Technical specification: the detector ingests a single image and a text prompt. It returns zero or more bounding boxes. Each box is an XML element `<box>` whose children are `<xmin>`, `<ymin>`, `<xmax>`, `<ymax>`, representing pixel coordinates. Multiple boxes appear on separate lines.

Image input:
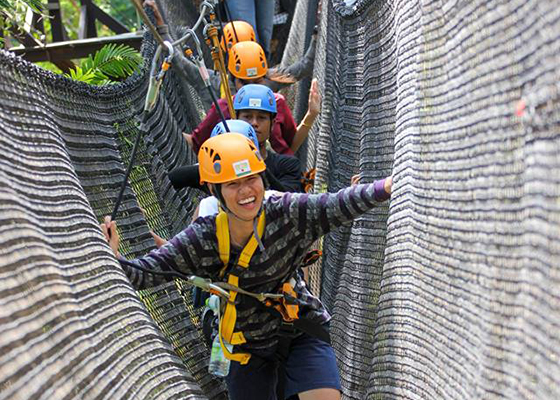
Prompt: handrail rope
<box><xmin>213</xmin><ymin>0</ymin><xmax>239</xmax><ymax>104</ymax></box>
<box><xmin>110</xmin><ymin>40</ymin><xmax>174</xmax><ymax>222</ymax></box>
<box><xmin>118</xmin><ymin>258</ymin><xmax>283</xmax><ymax>302</ymax></box>
<box><xmin>194</xmin><ymin>1</ymin><xmax>236</xmax><ymax>120</ymax></box>
<box><xmin>209</xmin><ymin>1</ymin><xmax>237</xmax><ymax>118</ymax></box>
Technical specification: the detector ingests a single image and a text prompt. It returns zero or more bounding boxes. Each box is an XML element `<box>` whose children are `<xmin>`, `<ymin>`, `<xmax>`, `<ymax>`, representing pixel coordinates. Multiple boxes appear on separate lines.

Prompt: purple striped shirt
<box><xmin>120</xmin><ymin>181</ymin><xmax>389</xmax><ymax>352</ymax></box>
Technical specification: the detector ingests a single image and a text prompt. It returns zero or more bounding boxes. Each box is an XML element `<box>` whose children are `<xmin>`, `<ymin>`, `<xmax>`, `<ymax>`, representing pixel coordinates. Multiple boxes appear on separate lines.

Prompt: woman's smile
<box><xmin>220</xmin><ymin>175</ymin><xmax>265</xmax><ymax>219</ymax></box>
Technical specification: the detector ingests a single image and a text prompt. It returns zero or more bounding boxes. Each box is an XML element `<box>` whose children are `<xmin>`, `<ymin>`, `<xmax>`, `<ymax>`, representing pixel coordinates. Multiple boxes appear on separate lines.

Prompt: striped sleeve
<box><xmin>282</xmin><ymin>180</ymin><xmax>390</xmax><ymax>243</ymax></box>
<box><xmin>118</xmin><ymin>223</ymin><xmax>204</xmax><ymax>290</ymax></box>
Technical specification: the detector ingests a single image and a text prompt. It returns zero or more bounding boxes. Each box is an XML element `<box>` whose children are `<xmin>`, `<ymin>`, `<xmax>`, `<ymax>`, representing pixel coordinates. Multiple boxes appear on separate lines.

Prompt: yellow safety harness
<box><xmin>214</xmin><ymin>210</ymin><xmax>300</xmax><ymax>365</ymax></box>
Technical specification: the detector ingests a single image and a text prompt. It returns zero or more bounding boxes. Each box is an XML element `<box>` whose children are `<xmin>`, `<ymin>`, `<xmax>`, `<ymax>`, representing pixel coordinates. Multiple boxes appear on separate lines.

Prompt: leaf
<box><xmin>66</xmin><ymin>43</ymin><xmax>142</xmax><ymax>86</ymax></box>
<box><xmin>89</xmin><ymin>42</ymin><xmax>142</xmax><ymax>80</ymax></box>
<box><xmin>2</xmin><ymin>0</ymin><xmax>44</xmax><ymax>13</ymax></box>
<box><xmin>0</xmin><ymin>0</ymin><xmax>12</xmax><ymax>11</ymax></box>
<box><xmin>23</xmin><ymin>0</ymin><xmax>43</xmax><ymax>13</ymax></box>
<box><xmin>65</xmin><ymin>65</ymin><xmax>97</xmax><ymax>84</ymax></box>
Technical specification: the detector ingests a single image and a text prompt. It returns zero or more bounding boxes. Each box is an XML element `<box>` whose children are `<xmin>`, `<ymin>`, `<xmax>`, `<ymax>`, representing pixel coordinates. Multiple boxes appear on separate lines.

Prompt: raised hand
<box><xmin>307</xmin><ymin>78</ymin><xmax>322</xmax><ymax>118</ymax></box>
<box><xmin>384</xmin><ymin>176</ymin><xmax>393</xmax><ymax>194</ymax></box>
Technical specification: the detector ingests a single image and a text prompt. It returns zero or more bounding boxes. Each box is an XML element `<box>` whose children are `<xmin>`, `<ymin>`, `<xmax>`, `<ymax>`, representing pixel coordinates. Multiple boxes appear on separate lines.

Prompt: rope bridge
<box><xmin>1</xmin><ymin>0</ymin><xmax>560</xmax><ymax>399</ymax></box>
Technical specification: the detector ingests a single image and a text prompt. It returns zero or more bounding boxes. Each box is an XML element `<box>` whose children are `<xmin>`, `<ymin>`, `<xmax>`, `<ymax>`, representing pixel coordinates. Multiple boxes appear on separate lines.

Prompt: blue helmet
<box><xmin>234</xmin><ymin>84</ymin><xmax>277</xmax><ymax>114</ymax></box>
<box><xmin>210</xmin><ymin>119</ymin><xmax>259</xmax><ymax>150</ymax></box>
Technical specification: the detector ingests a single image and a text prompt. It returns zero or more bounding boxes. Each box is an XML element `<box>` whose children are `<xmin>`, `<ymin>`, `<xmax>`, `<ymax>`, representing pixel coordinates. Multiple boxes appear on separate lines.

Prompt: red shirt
<box><xmin>190</xmin><ymin>93</ymin><xmax>297</xmax><ymax>155</ymax></box>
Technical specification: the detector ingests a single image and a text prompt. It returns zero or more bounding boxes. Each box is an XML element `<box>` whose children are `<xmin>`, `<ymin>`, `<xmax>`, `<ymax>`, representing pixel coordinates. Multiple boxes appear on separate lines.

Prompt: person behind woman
<box><xmin>223</xmin><ymin>0</ymin><xmax>275</xmax><ymax>59</ymax></box>
<box><xmin>170</xmin><ymin>116</ymin><xmax>303</xmax><ymax>199</ymax></box>
<box><xmin>101</xmin><ymin>133</ymin><xmax>392</xmax><ymax>400</ymax></box>
<box><xmin>185</xmin><ymin>41</ymin><xmax>321</xmax><ymax>157</ymax></box>
<box><xmin>143</xmin><ymin>0</ymin><xmax>318</xmax><ymax>108</ymax></box>
<box><xmin>182</xmin><ymin>40</ymin><xmax>283</xmax><ymax>151</ymax></box>
<box><xmin>234</xmin><ymin>83</ymin><xmax>311</xmax><ymax>177</ymax></box>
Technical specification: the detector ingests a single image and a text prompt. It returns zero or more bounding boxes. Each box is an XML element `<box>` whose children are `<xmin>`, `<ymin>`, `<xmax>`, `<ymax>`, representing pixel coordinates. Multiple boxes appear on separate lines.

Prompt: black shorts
<box><xmin>225</xmin><ymin>332</ymin><xmax>341</xmax><ymax>400</ymax></box>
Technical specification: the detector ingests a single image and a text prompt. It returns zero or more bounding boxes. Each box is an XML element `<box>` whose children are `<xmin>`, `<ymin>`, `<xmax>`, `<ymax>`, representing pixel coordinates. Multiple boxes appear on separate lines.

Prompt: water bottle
<box><xmin>206</xmin><ymin>295</ymin><xmax>220</xmax><ymax>313</ymax></box>
<box><xmin>208</xmin><ymin>334</ymin><xmax>233</xmax><ymax>377</ymax></box>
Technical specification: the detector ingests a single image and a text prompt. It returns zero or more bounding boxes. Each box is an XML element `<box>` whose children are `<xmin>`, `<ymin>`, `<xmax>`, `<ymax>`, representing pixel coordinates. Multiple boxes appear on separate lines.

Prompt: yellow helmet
<box><xmin>228</xmin><ymin>41</ymin><xmax>268</xmax><ymax>79</ymax></box>
<box><xmin>221</xmin><ymin>21</ymin><xmax>256</xmax><ymax>52</ymax></box>
<box><xmin>199</xmin><ymin>133</ymin><xmax>266</xmax><ymax>184</ymax></box>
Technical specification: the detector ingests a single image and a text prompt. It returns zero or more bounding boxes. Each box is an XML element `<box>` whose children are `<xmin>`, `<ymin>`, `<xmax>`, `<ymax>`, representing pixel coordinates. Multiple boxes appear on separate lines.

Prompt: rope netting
<box><xmin>1</xmin><ymin>0</ymin><xmax>560</xmax><ymax>399</ymax></box>
<box><xmin>0</xmin><ymin>23</ymin><xmax>226</xmax><ymax>400</ymax></box>
<box><xmin>303</xmin><ymin>0</ymin><xmax>560</xmax><ymax>399</ymax></box>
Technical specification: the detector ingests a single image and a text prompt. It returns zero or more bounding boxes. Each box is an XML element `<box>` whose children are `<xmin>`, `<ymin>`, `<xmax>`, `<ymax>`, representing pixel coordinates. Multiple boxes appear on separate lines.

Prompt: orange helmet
<box><xmin>221</xmin><ymin>21</ymin><xmax>256</xmax><ymax>52</ymax></box>
<box><xmin>228</xmin><ymin>41</ymin><xmax>268</xmax><ymax>79</ymax></box>
<box><xmin>199</xmin><ymin>133</ymin><xmax>265</xmax><ymax>184</ymax></box>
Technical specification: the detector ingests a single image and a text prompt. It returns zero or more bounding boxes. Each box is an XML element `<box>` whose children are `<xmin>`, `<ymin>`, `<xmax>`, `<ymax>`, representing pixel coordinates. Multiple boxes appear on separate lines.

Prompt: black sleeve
<box><xmin>265</xmin><ymin>154</ymin><xmax>304</xmax><ymax>193</ymax></box>
<box><xmin>169</xmin><ymin>166</ymin><xmax>204</xmax><ymax>191</ymax></box>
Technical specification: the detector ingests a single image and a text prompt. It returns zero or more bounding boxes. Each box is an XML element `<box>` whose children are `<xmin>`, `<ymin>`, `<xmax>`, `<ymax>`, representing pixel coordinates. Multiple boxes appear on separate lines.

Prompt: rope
<box><xmin>221</xmin><ymin>0</ymin><xmax>239</xmax><ymax>43</ymax></box>
<box><xmin>110</xmin><ymin>112</ymin><xmax>150</xmax><ymax>221</ymax></box>
<box><xmin>204</xmin><ymin>21</ymin><xmax>236</xmax><ymax>118</ymax></box>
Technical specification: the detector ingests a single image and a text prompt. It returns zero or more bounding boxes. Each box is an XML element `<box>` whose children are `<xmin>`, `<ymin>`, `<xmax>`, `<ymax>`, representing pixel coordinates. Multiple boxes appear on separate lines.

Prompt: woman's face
<box><xmin>219</xmin><ymin>174</ymin><xmax>265</xmax><ymax>220</ymax></box>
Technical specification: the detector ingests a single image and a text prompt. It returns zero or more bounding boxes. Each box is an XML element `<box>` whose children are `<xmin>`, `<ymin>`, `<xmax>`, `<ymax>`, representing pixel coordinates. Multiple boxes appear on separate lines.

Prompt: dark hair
<box><xmin>237</xmin><ymin>108</ymin><xmax>276</xmax><ymax>122</ymax></box>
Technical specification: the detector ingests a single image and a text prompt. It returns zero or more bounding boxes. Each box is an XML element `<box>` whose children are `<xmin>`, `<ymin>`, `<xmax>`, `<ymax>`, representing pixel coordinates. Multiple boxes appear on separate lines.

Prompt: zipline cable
<box><xmin>119</xmin><ymin>258</ymin><xmax>231</xmax><ymax>299</ymax></box>
<box><xmin>110</xmin><ymin>41</ymin><xmax>175</xmax><ymax>222</ymax></box>
<box><xmin>118</xmin><ymin>258</ymin><xmax>284</xmax><ymax>302</ymax></box>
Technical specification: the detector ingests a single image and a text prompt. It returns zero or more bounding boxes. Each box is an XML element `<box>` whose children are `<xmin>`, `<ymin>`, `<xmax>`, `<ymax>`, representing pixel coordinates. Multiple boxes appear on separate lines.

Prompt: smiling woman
<box><xmin>217</xmin><ymin>174</ymin><xmax>265</xmax><ymax>247</ymax></box>
<box><xmin>101</xmin><ymin>133</ymin><xmax>392</xmax><ymax>400</ymax></box>
<box><xmin>199</xmin><ymin>134</ymin><xmax>268</xmax><ymax>247</ymax></box>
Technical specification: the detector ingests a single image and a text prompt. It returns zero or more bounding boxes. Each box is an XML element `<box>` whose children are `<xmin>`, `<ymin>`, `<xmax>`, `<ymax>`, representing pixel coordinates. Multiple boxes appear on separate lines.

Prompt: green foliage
<box><xmin>2</xmin><ymin>1</ymin><xmax>141</xmax><ymax>78</ymax></box>
<box><xmin>35</xmin><ymin>61</ymin><xmax>63</xmax><ymax>74</ymax></box>
<box><xmin>0</xmin><ymin>0</ymin><xmax>45</xmax><ymax>48</ymax></box>
<box><xmin>98</xmin><ymin>0</ymin><xmax>137</xmax><ymax>30</ymax></box>
<box><xmin>2</xmin><ymin>0</ymin><xmax>138</xmax><ymax>49</ymax></box>
<box><xmin>65</xmin><ymin>42</ymin><xmax>142</xmax><ymax>85</ymax></box>
<box><xmin>0</xmin><ymin>0</ymin><xmax>43</xmax><ymax>13</ymax></box>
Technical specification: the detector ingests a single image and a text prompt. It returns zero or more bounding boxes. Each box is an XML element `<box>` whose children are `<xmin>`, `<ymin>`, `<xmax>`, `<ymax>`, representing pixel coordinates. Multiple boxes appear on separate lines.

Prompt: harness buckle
<box><xmin>278</xmin><ymin>321</ymin><xmax>296</xmax><ymax>337</ymax></box>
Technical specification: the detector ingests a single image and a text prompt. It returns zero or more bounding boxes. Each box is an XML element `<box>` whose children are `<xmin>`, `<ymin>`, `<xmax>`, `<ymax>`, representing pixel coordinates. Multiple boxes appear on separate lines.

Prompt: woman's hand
<box><xmin>150</xmin><ymin>231</ymin><xmax>168</xmax><ymax>248</ymax></box>
<box><xmin>384</xmin><ymin>176</ymin><xmax>393</xmax><ymax>194</ymax></box>
<box><xmin>307</xmin><ymin>78</ymin><xmax>321</xmax><ymax>118</ymax></box>
<box><xmin>183</xmin><ymin>132</ymin><xmax>194</xmax><ymax>149</ymax></box>
<box><xmin>352</xmin><ymin>174</ymin><xmax>392</xmax><ymax>194</ymax></box>
<box><xmin>100</xmin><ymin>216</ymin><xmax>120</xmax><ymax>258</ymax></box>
